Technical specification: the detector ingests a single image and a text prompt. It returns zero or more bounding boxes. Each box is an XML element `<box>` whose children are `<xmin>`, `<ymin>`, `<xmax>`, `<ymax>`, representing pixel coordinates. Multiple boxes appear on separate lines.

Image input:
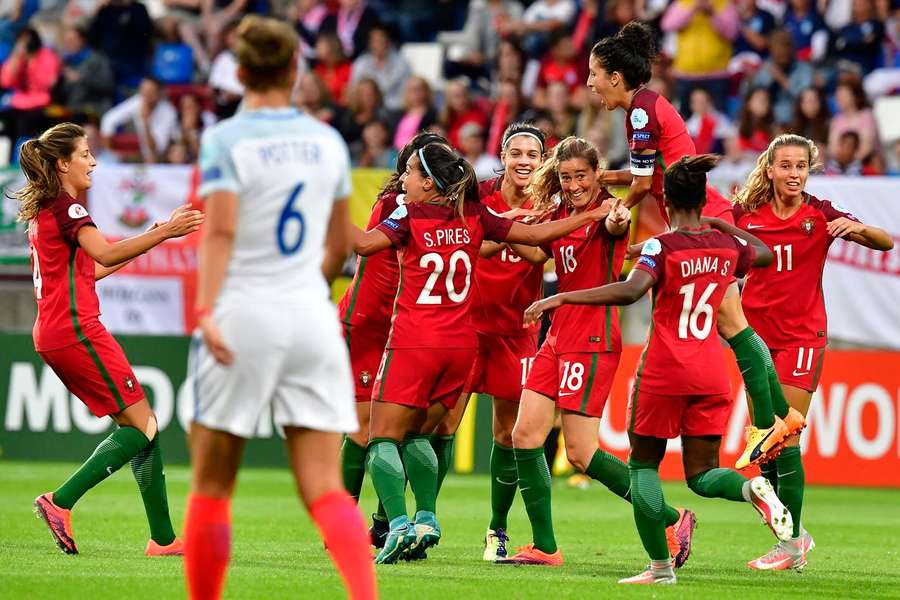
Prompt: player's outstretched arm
<box><xmin>702</xmin><ymin>216</ymin><xmax>774</xmax><ymax>267</ymax></box>
<box><xmin>352</xmin><ymin>225</ymin><xmax>393</xmax><ymax>256</ymax></box>
<box><xmin>482</xmin><ymin>240</ymin><xmax>549</xmax><ymax>264</ymax></box>
<box><xmin>322</xmin><ymin>198</ymin><xmax>352</xmax><ymax>283</ymax></box>
<box><xmin>77</xmin><ymin>204</ymin><xmax>203</xmax><ymax>267</ymax></box>
<box><xmin>504</xmin><ymin>202</ymin><xmax>611</xmax><ymax>246</ymax></box>
<box><xmin>93</xmin><ymin>220</ymin><xmax>169</xmax><ymax>280</ymax></box>
<box><xmin>523</xmin><ymin>269</ymin><xmax>654</xmax><ymax>326</ymax></box>
<box><xmin>827</xmin><ymin>218</ymin><xmax>894</xmax><ymax>251</ymax></box>
<box><xmin>598</xmin><ymin>168</ymin><xmax>635</xmax><ymax>187</ymax></box>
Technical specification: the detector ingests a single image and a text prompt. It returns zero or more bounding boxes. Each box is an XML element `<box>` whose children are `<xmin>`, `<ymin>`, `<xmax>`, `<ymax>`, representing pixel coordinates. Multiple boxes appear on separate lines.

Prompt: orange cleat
<box><xmin>495</xmin><ymin>544</ymin><xmax>563</xmax><ymax>566</ymax></box>
<box><xmin>33</xmin><ymin>493</ymin><xmax>78</xmax><ymax>555</ymax></box>
<box><xmin>146</xmin><ymin>537</ymin><xmax>185</xmax><ymax>556</ymax></box>
<box><xmin>762</xmin><ymin>407</ymin><xmax>807</xmax><ymax>462</ymax></box>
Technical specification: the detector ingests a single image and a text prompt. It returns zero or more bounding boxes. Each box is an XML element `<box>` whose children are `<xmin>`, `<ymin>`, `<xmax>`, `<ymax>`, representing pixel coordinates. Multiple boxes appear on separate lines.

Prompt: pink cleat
<box><xmin>748</xmin><ymin>538</ymin><xmax>806</xmax><ymax>571</ymax></box>
<box><xmin>33</xmin><ymin>493</ymin><xmax>78</xmax><ymax>555</ymax></box>
<box><xmin>146</xmin><ymin>537</ymin><xmax>185</xmax><ymax>556</ymax></box>
<box><xmin>619</xmin><ymin>562</ymin><xmax>676</xmax><ymax>584</ymax></box>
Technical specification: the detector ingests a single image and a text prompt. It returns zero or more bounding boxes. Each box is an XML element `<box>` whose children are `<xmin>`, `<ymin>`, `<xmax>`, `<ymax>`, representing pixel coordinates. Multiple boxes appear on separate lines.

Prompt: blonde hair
<box><xmin>527</xmin><ymin>136</ymin><xmax>601</xmax><ymax>213</ymax></box>
<box><xmin>234</xmin><ymin>15</ymin><xmax>298</xmax><ymax>91</ymax></box>
<box><xmin>733</xmin><ymin>134</ymin><xmax>821</xmax><ymax>212</ymax></box>
<box><xmin>15</xmin><ymin>122</ymin><xmax>86</xmax><ymax>222</ymax></box>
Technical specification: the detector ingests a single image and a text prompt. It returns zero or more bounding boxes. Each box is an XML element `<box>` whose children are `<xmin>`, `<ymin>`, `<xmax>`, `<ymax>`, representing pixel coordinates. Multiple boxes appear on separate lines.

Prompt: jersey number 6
<box><xmin>416</xmin><ymin>249</ymin><xmax>472</xmax><ymax>305</ymax></box>
<box><xmin>276</xmin><ymin>183</ymin><xmax>306</xmax><ymax>256</ymax></box>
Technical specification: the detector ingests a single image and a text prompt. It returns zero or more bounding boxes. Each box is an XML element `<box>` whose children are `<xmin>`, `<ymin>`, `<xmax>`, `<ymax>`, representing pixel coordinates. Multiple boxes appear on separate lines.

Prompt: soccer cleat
<box><xmin>744</xmin><ymin>476</ymin><xmax>793</xmax><ymax>542</ymax></box>
<box><xmin>798</xmin><ymin>527</ymin><xmax>815</xmax><ymax>554</ymax></box>
<box><xmin>747</xmin><ymin>538</ymin><xmax>807</xmax><ymax>571</ymax></box>
<box><xmin>618</xmin><ymin>563</ymin><xmax>677</xmax><ymax>584</ymax></box>
<box><xmin>33</xmin><ymin>493</ymin><xmax>78</xmax><ymax>555</ymax></box>
<box><xmin>404</xmin><ymin>511</ymin><xmax>441</xmax><ymax>561</ymax></box>
<box><xmin>762</xmin><ymin>407</ymin><xmax>807</xmax><ymax>461</ymax></box>
<box><xmin>369</xmin><ymin>513</ymin><xmax>389</xmax><ymax>549</ymax></box>
<box><xmin>665</xmin><ymin>508</ymin><xmax>696</xmax><ymax>568</ymax></box>
<box><xmin>495</xmin><ymin>544</ymin><xmax>563</xmax><ymax>566</ymax></box>
<box><xmin>375</xmin><ymin>517</ymin><xmax>414</xmax><ymax>564</ymax></box>
<box><xmin>735</xmin><ymin>419</ymin><xmax>785</xmax><ymax>470</ymax></box>
<box><xmin>145</xmin><ymin>537</ymin><xmax>184</xmax><ymax>556</ymax></box>
<box><xmin>483</xmin><ymin>528</ymin><xmax>509</xmax><ymax>561</ymax></box>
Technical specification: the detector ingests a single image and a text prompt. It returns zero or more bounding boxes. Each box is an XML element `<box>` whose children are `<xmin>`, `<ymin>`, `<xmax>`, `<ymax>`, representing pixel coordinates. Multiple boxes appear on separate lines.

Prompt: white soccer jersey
<box><xmin>198</xmin><ymin>107</ymin><xmax>351</xmax><ymax>304</ymax></box>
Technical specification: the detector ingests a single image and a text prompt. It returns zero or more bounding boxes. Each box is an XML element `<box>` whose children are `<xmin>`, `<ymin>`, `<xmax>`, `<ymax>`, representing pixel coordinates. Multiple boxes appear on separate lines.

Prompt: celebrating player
<box><xmin>354</xmin><ymin>143</ymin><xmax>614</xmax><ymax>564</ymax></box>
<box><xmin>495</xmin><ymin>137</ymin><xmax>692</xmax><ymax>568</ymax></box>
<box><xmin>733</xmin><ymin>134</ymin><xmax>893</xmax><ymax>570</ymax></box>
<box><xmin>525</xmin><ymin>155</ymin><xmax>794</xmax><ymax>585</ymax></box>
<box><xmin>184</xmin><ymin>16</ymin><xmax>375</xmax><ymax>600</ymax></box>
<box><xmin>587</xmin><ymin>21</ymin><xmax>801</xmax><ymax>467</ymax></box>
<box><xmin>20</xmin><ymin>122</ymin><xmax>201</xmax><ymax>556</ymax></box>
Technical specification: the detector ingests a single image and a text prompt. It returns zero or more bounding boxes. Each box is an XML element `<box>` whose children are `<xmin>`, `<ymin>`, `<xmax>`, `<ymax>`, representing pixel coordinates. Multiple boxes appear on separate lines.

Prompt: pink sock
<box><xmin>310</xmin><ymin>490</ymin><xmax>378</xmax><ymax>600</ymax></box>
<box><xmin>184</xmin><ymin>493</ymin><xmax>231</xmax><ymax>600</ymax></box>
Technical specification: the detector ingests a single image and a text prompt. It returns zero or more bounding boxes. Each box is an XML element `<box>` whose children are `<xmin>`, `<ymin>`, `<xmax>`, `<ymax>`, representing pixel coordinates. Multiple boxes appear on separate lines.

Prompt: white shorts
<box><xmin>189</xmin><ymin>299</ymin><xmax>357</xmax><ymax>438</ymax></box>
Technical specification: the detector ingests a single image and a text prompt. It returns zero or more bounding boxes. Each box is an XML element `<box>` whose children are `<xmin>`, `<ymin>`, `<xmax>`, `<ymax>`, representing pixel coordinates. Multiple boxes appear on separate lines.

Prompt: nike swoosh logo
<box><xmin>495</xmin><ymin>477</ymin><xmax>518</xmax><ymax>486</ymax></box>
<box><xmin>750</xmin><ymin>429</ymin><xmax>775</xmax><ymax>459</ymax></box>
<box><xmin>792</xmin><ymin>370</ymin><xmax>809</xmax><ymax>377</ymax></box>
<box><xmin>106</xmin><ymin>466</ymin><xmax>115</xmax><ymax>475</ymax></box>
<box><xmin>747</xmin><ymin>224</ymin><xmax>765</xmax><ymax>229</ymax></box>
<box><xmin>778</xmin><ymin>470</ymin><xmax>797</xmax><ymax>478</ymax></box>
<box><xmin>559</xmin><ymin>392</ymin><xmax>577</xmax><ymax>397</ymax></box>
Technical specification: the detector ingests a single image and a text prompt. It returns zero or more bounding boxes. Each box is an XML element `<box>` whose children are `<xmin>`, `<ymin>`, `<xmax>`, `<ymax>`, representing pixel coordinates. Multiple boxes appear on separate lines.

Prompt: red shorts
<box><xmin>771</xmin><ymin>346</ymin><xmax>825</xmax><ymax>392</ymax></box>
<box><xmin>467</xmin><ymin>331</ymin><xmax>537</xmax><ymax>402</ymax></box>
<box><xmin>524</xmin><ymin>340</ymin><xmax>620</xmax><ymax>417</ymax></box>
<box><xmin>38</xmin><ymin>329</ymin><xmax>143</xmax><ymax>417</ymax></box>
<box><xmin>372</xmin><ymin>346</ymin><xmax>476</xmax><ymax>410</ymax></box>
<box><xmin>628</xmin><ymin>389</ymin><xmax>731</xmax><ymax>439</ymax></box>
<box><xmin>343</xmin><ymin>322</ymin><xmax>390</xmax><ymax>402</ymax></box>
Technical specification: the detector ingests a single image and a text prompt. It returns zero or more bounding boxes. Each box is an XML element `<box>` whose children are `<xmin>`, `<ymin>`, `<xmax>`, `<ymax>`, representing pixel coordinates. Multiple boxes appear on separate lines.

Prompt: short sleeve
<box><xmin>479</xmin><ymin>204</ymin><xmax>515</xmax><ymax>242</ymax></box>
<box><xmin>732</xmin><ymin>235</ymin><xmax>757</xmax><ymax>278</ymax></box>
<box><xmin>50</xmin><ymin>194</ymin><xmax>95</xmax><ymax>245</ymax></box>
<box><xmin>628</xmin><ymin>94</ymin><xmax>661</xmax><ymax>177</ymax></box>
<box><xmin>817</xmin><ymin>198</ymin><xmax>860</xmax><ymax>223</ymax></box>
<box><xmin>197</xmin><ymin>127</ymin><xmax>239</xmax><ymax>197</ymax></box>
<box><xmin>633</xmin><ymin>237</ymin><xmax>664</xmax><ymax>282</ymax></box>
<box><xmin>375</xmin><ymin>202</ymin><xmax>411</xmax><ymax>247</ymax></box>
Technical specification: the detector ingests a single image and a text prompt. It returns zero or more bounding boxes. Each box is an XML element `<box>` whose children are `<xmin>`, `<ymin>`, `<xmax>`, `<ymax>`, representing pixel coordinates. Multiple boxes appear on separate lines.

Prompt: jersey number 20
<box><xmin>677</xmin><ymin>282</ymin><xmax>717</xmax><ymax>340</ymax></box>
<box><xmin>417</xmin><ymin>250</ymin><xmax>472</xmax><ymax>304</ymax></box>
<box><xmin>276</xmin><ymin>183</ymin><xmax>305</xmax><ymax>255</ymax></box>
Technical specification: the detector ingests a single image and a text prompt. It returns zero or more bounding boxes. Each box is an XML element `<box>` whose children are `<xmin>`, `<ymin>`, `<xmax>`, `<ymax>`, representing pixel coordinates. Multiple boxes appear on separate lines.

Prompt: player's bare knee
<box><xmin>511</xmin><ymin>424</ymin><xmax>540</xmax><ymax>449</ymax></box>
<box><xmin>564</xmin><ymin>443</ymin><xmax>591</xmax><ymax>473</ymax></box>
<box><xmin>494</xmin><ymin>430</ymin><xmax>514</xmax><ymax>447</ymax></box>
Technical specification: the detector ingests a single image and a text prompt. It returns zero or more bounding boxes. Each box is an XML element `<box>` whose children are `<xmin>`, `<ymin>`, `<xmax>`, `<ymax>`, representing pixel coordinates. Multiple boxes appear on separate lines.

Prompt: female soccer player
<box><xmin>354</xmin><ymin>143</ymin><xmax>613</xmax><ymax>564</ymax></box>
<box><xmin>21</xmin><ymin>122</ymin><xmax>202</xmax><ymax>556</ymax></box>
<box><xmin>185</xmin><ymin>16</ymin><xmax>375</xmax><ymax>600</ymax></box>
<box><xmin>524</xmin><ymin>155</ymin><xmax>794</xmax><ymax>585</ymax></box>
<box><xmin>734</xmin><ymin>134</ymin><xmax>893</xmax><ymax>571</ymax></box>
<box><xmin>495</xmin><ymin>137</ymin><xmax>691</xmax><ymax>568</ymax></box>
<box><xmin>587</xmin><ymin>21</ymin><xmax>802</xmax><ymax>467</ymax></box>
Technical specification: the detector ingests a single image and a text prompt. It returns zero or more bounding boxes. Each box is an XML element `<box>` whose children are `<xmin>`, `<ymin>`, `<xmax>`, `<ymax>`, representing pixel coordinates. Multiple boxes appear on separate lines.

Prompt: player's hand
<box><xmin>827</xmin><ymin>217</ymin><xmax>864</xmax><ymax>239</ymax></box>
<box><xmin>586</xmin><ymin>198</ymin><xmax>614</xmax><ymax>222</ymax></box>
<box><xmin>523</xmin><ymin>295</ymin><xmax>562</xmax><ymax>326</ymax></box>
<box><xmin>199</xmin><ymin>314</ymin><xmax>234</xmax><ymax>365</ymax></box>
<box><xmin>608</xmin><ymin>198</ymin><xmax>630</xmax><ymax>228</ymax></box>
<box><xmin>162</xmin><ymin>204</ymin><xmax>204</xmax><ymax>238</ymax></box>
<box><xmin>626</xmin><ymin>242</ymin><xmax>645</xmax><ymax>259</ymax></box>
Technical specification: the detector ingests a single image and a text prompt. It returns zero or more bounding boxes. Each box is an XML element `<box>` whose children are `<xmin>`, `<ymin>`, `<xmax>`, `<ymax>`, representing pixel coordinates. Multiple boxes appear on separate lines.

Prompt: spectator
<box><xmin>352</xmin><ymin>118</ymin><xmax>397</xmax><ymax>168</ymax></box>
<box><xmin>533</xmin><ymin>31</ymin><xmax>584</xmax><ymax>109</ymax></box>
<box><xmin>0</xmin><ymin>27</ymin><xmax>60</xmax><ymax>149</ymax></box>
<box><xmin>177</xmin><ymin>92</ymin><xmax>215</xmax><ymax>161</ymax></box>
<box><xmin>0</xmin><ymin>0</ymin><xmax>39</xmax><ymax>63</ymax></box>
<box><xmin>349</xmin><ymin>22</ymin><xmax>411</xmax><ymax>111</ymax></box>
<box><xmin>201</xmin><ymin>0</ymin><xmax>263</xmax><ymax>62</ymax></box>
<box><xmin>338</xmin><ymin>76</ymin><xmax>391</xmax><ymax>146</ymax></box>
<box><xmin>750</xmin><ymin>29</ymin><xmax>815</xmax><ymax>125</ymax></box>
<box><xmin>886</xmin><ymin>139</ymin><xmax>900</xmax><ymax>175</ymax></box>
<box><xmin>161</xmin><ymin>0</ymin><xmax>210</xmax><ymax>73</ymax></box>
<box><xmin>392</xmin><ymin>75</ymin><xmax>437</xmax><ymax>150</ymax></box>
<box><xmin>685</xmin><ymin>87</ymin><xmax>735</xmax><ymax>154</ymax></box>
<box><xmin>731</xmin><ymin>86</ymin><xmax>775</xmax><ymax>158</ymax></box>
<box><xmin>319</xmin><ymin>0</ymin><xmax>379</xmax><ymax>59</ymax></box>
<box><xmin>314</xmin><ymin>32</ymin><xmax>352</xmax><ymax>105</ymax></box>
<box><xmin>590</xmin><ymin>0</ymin><xmax>638</xmax><ymax>42</ymax></box>
<box><xmin>861</xmin><ymin>149</ymin><xmax>886</xmax><ymax>175</ymax></box>
<box><xmin>661</xmin><ymin>0</ymin><xmax>741</xmax><ymax>116</ymax></box>
<box><xmin>831</xmin><ymin>0</ymin><xmax>885</xmax><ymax>74</ymax></box>
<box><xmin>88</xmin><ymin>0</ymin><xmax>154</xmax><ymax>90</ymax></box>
<box><xmin>208</xmin><ymin>18</ymin><xmax>244</xmax><ymax>119</ymax></box>
<box><xmin>53</xmin><ymin>23</ymin><xmax>116</xmax><ymax>119</ymax></box>
<box><xmin>296</xmin><ymin>71</ymin><xmax>342</xmax><ymax>125</ymax></box>
<box><xmin>446</xmin><ymin>0</ymin><xmax>524</xmax><ymax>82</ymax></box>
<box><xmin>493</xmin><ymin>38</ymin><xmax>528</xmax><ymax>95</ymax></box>
<box><xmin>828</xmin><ymin>79</ymin><xmax>879</xmax><ymax>161</ymax></box>
<box><xmin>165</xmin><ymin>136</ymin><xmax>191</xmax><ymax>164</ymax></box>
<box><xmin>575</xmin><ymin>92</ymin><xmax>628</xmax><ymax>168</ymax></box>
<box><xmin>544</xmin><ymin>81</ymin><xmax>577</xmax><ymax>138</ymax></box>
<box><xmin>504</xmin><ymin>0</ymin><xmax>576</xmax><ymax>58</ymax></box>
<box><xmin>439</xmin><ymin>77</ymin><xmax>489</xmax><ymax>150</ymax></box>
<box><xmin>733</xmin><ymin>0</ymin><xmax>777</xmax><ymax>60</ymax></box>
<box><xmin>459</xmin><ymin>122</ymin><xmax>502</xmax><ymax>181</ymax></box>
<box><xmin>100</xmin><ymin>76</ymin><xmax>179</xmax><ymax>163</ymax></box>
<box><xmin>292</xmin><ymin>0</ymin><xmax>331</xmax><ymax>59</ymax></box>
<box><xmin>789</xmin><ymin>86</ymin><xmax>831</xmax><ymax>147</ymax></box>
<box><xmin>486</xmin><ymin>78</ymin><xmax>528</xmax><ymax>155</ymax></box>
<box><xmin>825</xmin><ymin>130</ymin><xmax>864</xmax><ymax>174</ymax></box>
<box><xmin>782</xmin><ymin>0</ymin><xmax>829</xmax><ymax>62</ymax></box>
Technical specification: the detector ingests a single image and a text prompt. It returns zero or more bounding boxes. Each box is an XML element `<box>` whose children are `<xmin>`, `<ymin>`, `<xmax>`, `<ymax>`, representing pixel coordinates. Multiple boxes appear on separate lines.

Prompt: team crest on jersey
<box><xmin>68</xmin><ymin>203</ymin><xmax>89</xmax><ymax>219</ymax></box>
<box><xmin>642</xmin><ymin>238</ymin><xmax>662</xmax><ymax>256</ymax></box>
<box><xmin>801</xmin><ymin>217</ymin><xmax>815</xmax><ymax>235</ymax></box>
<box><xmin>359</xmin><ymin>371</ymin><xmax>372</xmax><ymax>388</ymax></box>
<box><xmin>124</xmin><ymin>376</ymin><xmax>136</xmax><ymax>393</ymax></box>
<box><xmin>630</xmin><ymin>108</ymin><xmax>649</xmax><ymax>130</ymax></box>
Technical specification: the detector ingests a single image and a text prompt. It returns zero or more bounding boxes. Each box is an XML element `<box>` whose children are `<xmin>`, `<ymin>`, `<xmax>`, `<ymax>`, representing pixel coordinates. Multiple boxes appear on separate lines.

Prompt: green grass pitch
<box><xmin>1</xmin><ymin>461</ymin><xmax>899</xmax><ymax>599</ymax></box>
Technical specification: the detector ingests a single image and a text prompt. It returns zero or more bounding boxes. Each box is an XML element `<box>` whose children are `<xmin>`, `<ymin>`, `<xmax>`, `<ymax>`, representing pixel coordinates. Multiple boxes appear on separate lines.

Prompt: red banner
<box><xmin>598</xmin><ymin>347</ymin><xmax>900</xmax><ymax>488</ymax></box>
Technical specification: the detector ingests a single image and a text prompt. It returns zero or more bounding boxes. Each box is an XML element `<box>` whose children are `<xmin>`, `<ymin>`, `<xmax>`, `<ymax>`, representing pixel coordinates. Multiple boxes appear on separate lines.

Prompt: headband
<box><xmin>418</xmin><ymin>147</ymin><xmax>445</xmax><ymax>190</ymax></box>
<box><xmin>503</xmin><ymin>132</ymin><xmax>544</xmax><ymax>152</ymax></box>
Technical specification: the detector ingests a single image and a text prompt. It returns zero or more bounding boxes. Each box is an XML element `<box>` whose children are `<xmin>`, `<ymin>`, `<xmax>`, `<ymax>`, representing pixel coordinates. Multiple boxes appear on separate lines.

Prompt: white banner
<box><xmin>97</xmin><ymin>275</ymin><xmax>186</xmax><ymax>334</ymax></box>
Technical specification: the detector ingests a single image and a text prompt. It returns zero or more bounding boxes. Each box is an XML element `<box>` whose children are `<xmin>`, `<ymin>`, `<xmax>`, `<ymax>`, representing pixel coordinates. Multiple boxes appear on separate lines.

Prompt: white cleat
<box><xmin>618</xmin><ymin>564</ymin><xmax>677</xmax><ymax>585</ymax></box>
<box><xmin>483</xmin><ymin>528</ymin><xmax>509</xmax><ymax>561</ymax></box>
<box><xmin>744</xmin><ymin>476</ymin><xmax>793</xmax><ymax>542</ymax></box>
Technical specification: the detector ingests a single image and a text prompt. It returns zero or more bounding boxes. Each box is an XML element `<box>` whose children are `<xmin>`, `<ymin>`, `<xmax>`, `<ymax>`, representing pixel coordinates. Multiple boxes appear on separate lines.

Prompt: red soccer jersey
<box><xmin>376</xmin><ymin>199</ymin><xmax>514</xmax><ymax>349</ymax></box>
<box><xmin>734</xmin><ymin>193</ymin><xmax>859</xmax><ymax>349</ymax></box>
<box><xmin>469</xmin><ymin>178</ymin><xmax>544</xmax><ymax>337</ymax></box>
<box><xmin>543</xmin><ymin>195</ymin><xmax>627</xmax><ymax>353</ymax></box>
<box><xmin>338</xmin><ymin>192</ymin><xmax>401</xmax><ymax>330</ymax></box>
<box><xmin>626</xmin><ymin>87</ymin><xmax>732</xmax><ymax>221</ymax></box>
<box><xmin>633</xmin><ymin>228</ymin><xmax>756</xmax><ymax>395</ymax></box>
<box><xmin>28</xmin><ymin>192</ymin><xmax>104</xmax><ymax>351</ymax></box>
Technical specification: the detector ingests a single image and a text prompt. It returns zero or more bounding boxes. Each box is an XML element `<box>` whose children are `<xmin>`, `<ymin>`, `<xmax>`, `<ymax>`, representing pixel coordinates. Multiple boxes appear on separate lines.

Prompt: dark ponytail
<box><xmin>381</xmin><ymin>131</ymin><xmax>449</xmax><ymax>195</ymax></box>
<box><xmin>415</xmin><ymin>143</ymin><xmax>478</xmax><ymax>220</ymax></box>
<box><xmin>663</xmin><ymin>154</ymin><xmax>720</xmax><ymax>210</ymax></box>
<box><xmin>589</xmin><ymin>21</ymin><xmax>656</xmax><ymax>89</ymax></box>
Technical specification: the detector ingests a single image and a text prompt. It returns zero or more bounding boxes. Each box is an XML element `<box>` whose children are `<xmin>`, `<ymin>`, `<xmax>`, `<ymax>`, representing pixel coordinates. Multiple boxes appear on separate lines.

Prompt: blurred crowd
<box><xmin>1</xmin><ymin>0</ymin><xmax>899</xmax><ymax>175</ymax></box>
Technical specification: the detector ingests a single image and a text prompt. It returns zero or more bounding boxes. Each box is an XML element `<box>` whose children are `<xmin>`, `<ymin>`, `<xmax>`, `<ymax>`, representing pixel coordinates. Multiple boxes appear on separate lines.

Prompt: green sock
<box><xmin>365</xmin><ymin>438</ymin><xmax>407</xmax><ymax>521</ymax></box>
<box><xmin>687</xmin><ymin>468</ymin><xmax>747</xmax><ymax>502</ymax></box>
<box><xmin>130</xmin><ymin>435</ymin><xmax>176</xmax><ymax>545</ymax></box>
<box><xmin>728</xmin><ymin>327</ymin><xmax>775</xmax><ymax>428</ymax></box>
<box><xmin>766</xmin><ymin>360</ymin><xmax>790</xmax><ymax>419</ymax></box>
<box><xmin>53</xmin><ymin>426</ymin><xmax>150</xmax><ymax>510</ymax></box>
<box><xmin>489</xmin><ymin>441</ymin><xmax>518</xmax><ymax>531</ymax></box>
<box><xmin>430</xmin><ymin>434</ymin><xmax>455</xmax><ymax>497</ymax></box>
<box><xmin>759</xmin><ymin>461</ymin><xmax>779</xmax><ymax>495</ymax></box>
<box><xmin>341</xmin><ymin>437</ymin><xmax>367</xmax><ymax>501</ymax></box>
<box><xmin>402</xmin><ymin>435</ymin><xmax>438</xmax><ymax>513</ymax></box>
<box><xmin>585</xmin><ymin>450</ymin><xmax>681</xmax><ymax>526</ymax></box>
<box><xmin>775</xmin><ymin>447</ymin><xmax>804</xmax><ymax>538</ymax></box>
<box><xmin>374</xmin><ymin>500</ymin><xmax>387</xmax><ymax>522</ymax></box>
<box><xmin>515</xmin><ymin>446</ymin><xmax>557</xmax><ymax>554</ymax></box>
<box><xmin>628</xmin><ymin>459</ymin><xmax>670</xmax><ymax>561</ymax></box>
